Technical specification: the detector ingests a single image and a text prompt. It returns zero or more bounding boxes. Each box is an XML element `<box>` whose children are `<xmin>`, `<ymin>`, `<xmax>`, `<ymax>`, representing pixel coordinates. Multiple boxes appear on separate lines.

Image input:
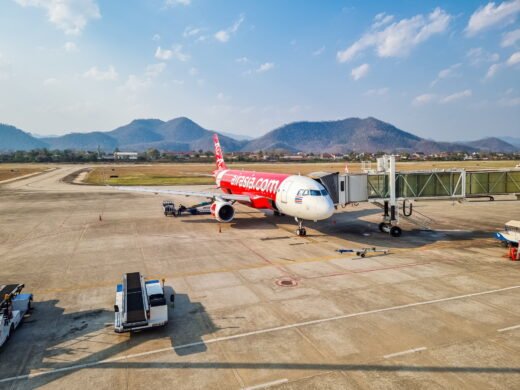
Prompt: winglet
<box><xmin>213</xmin><ymin>134</ymin><xmax>228</xmax><ymax>171</ymax></box>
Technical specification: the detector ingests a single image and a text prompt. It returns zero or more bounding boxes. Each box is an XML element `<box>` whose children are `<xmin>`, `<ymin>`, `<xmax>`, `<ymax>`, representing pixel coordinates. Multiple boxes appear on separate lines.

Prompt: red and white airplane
<box><xmin>116</xmin><ymin>134</ymin><xmax>335</xmax><ymax>236</ymax></box>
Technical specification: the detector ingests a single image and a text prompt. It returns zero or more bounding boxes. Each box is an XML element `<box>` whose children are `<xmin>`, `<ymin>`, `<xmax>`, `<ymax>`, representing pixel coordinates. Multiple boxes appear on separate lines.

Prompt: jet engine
<box><xmin>210</xmin><ymin>201</ymin><xmax>235</xmax><ymax>223</ymax></box>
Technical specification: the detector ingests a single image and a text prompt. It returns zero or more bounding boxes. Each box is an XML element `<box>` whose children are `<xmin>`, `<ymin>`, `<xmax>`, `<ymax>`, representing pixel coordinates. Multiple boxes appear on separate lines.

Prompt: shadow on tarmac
<box><xmin>0</xmin><ymin>290</ymin><xmax>218</xmax><ymax>389</ymax></box>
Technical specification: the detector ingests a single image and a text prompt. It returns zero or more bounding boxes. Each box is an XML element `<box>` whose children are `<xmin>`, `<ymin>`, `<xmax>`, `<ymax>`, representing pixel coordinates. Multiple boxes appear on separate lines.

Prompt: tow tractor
<box><xmin>0</xmin><ymin>284</ymin><xmax>33</xmax><ymax>348</ymax></box>
<box><xmin>336</xmin><ymin>247</ymin><xmax>389</xmax><ymax>258</ymax></box>
<box><xmin>114</xmin><ymin>272</ymin><xmax>173</xmax><ymax>333</ymax></box>
<box><xmin>163</xmin><ymin>200</ymin><xmax>176</xmax><ymax>216</ymax></box>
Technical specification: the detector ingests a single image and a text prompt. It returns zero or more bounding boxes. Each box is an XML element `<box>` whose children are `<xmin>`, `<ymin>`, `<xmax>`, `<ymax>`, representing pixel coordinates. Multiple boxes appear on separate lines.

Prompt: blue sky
<box><xmin>0</xmin><ymin>0</ymin><xmax>519</xmax><ymax>141</ymax></box>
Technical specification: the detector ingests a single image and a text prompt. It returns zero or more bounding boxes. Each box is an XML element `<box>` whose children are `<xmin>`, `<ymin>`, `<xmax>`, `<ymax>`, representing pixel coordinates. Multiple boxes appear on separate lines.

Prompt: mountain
<box><xmin>500</xmin><ymin>136</ymin><xmax>520</xmax><ymax>148</ymax></box>
<box><xmin>1</xmin><ymin>116</ymin><xmax>518</xmax><ymax>154</ymax></box>
<box><xmin>0</xmin><ymin>123</ymin><xmax>48</xmax><ymax>151</ymax></box>
<box><xmin>41</xmin><ymin>132</ymin><xmax>118</xmax><ymax>151</ymax></box>
<box><xmin>243</xmin><ymin>117</ymin><xmax>425</xmax><ymax>153</ymax></box>
<box><xmin>219</xmin><ymin>131</ymin><xmax>253</xmax><ymax>141</ymax></box>
<box><xmin>463</xmin><ymin>137</ymin><xmax>518</xmax><ymax>153</ymax></box>
<box><xmin>42</xmin><ymin>117</ymin><xmax>246</xmax><ymax>152</ymax></box>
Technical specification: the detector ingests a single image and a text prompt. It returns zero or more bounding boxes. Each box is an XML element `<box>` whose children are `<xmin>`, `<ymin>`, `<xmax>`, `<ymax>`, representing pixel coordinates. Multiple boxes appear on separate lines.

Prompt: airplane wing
<box><xmin>113</xmin><ymin>186</ymin><xmax>252</xmax><ymax>203</ymax></box>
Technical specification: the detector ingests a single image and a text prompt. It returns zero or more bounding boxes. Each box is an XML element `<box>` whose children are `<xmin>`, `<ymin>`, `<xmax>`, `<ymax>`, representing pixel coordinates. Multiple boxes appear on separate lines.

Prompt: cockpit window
<box><xmin>298</xmin><ymin>189</ymin><xmax>328</xmax><ymax>196</ymax></box>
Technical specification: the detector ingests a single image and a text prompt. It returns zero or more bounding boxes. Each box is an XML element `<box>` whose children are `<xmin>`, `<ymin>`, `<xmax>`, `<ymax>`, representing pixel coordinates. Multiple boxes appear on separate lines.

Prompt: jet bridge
<box><xmin>310</xmin><ymin>156</ymin><xmax>520</xmax><ymax>237</ymax></box>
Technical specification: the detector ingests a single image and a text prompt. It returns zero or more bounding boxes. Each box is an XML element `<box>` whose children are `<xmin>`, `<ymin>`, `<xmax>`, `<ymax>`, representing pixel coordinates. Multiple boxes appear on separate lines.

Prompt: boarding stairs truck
<box><xmin>0</xmin><ymin>284</ymin><xmax>33</xmax><ymax>348</ymax></box>
<box><xmin>114</xmin><ymin>272</ymin><xmax>173</xmax><ymax>333</ymax></box>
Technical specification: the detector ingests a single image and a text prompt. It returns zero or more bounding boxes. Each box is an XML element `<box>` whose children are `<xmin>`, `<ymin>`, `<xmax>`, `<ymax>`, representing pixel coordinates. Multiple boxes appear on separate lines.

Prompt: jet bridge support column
<box><xmin>378</xmin><ymin>155</ymin><xmax>402</xmax><ymax>237</ymax></box>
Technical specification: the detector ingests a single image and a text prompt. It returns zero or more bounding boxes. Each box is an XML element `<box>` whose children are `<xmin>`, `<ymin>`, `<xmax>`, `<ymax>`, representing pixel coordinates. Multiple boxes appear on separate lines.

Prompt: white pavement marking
<box><xmin>244</xmin><ymin>378</ymin><xmax>289</xmax><ymax>390</ymax></box>
<box><xmin>1</xmin><ymin>285</ymin><xmax>519</xmax><ymax>384</ymax></box>
<box><xmin>384</xmin><ymin>347</ymin><xmax>427</xmax><ymax>359</ymax></box>
<box><xmin>497</xmin><ymin>324</ymin><xmax>520</xmax><ymax>333</ymax></box>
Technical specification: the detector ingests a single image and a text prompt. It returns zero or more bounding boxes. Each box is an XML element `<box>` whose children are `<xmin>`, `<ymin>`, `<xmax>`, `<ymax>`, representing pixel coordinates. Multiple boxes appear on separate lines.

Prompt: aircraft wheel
<box><xmin>390</xmin><ymin>226</ymin><xmax>402</xmax><ymax>237</ymax></box>
<box><xmin>378</xmin><ymin>222</ymin><xmax>386</xmax><ymax>232</ymax></box>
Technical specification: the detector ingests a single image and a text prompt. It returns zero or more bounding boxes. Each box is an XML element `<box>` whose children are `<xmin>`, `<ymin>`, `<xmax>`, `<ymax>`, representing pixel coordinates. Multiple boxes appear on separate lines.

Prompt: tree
<box><xmin>146</xmin><ymin>148</ymin><xmax>160</xmax><ymax>160</ymax></box>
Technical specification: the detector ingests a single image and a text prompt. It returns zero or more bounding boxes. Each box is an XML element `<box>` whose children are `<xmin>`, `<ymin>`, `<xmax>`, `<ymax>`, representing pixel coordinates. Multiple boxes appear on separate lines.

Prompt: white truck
<box><xmin>114</xmin><ymin>272</ymin><xmax>173</xmax><ymax>333</ymax></box>
<box><xmin>0</xmin><ymin>284</ymin><xmax>33</xmax><ymax>348</ymax></box>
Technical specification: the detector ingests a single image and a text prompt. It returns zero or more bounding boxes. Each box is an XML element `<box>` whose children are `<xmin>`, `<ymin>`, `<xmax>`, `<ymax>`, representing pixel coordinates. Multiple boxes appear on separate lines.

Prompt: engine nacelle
<box><xmin>210</xmin><ymin>201</ymin><xmax>235</xmax><ymax>223</ymax></box>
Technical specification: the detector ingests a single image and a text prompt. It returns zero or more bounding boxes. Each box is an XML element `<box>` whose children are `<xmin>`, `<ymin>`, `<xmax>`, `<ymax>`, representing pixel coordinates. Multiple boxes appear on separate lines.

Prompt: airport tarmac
<box><xmin>1</xmin><ymin>166</ymin><xmax>519</xmax><ymax>389</ymax></box>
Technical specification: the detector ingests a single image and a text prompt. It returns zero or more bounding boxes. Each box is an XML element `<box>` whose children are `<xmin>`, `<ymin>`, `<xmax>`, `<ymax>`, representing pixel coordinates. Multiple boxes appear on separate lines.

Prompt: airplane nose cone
<box><xmin>313</xmin><ymin>197</ymin><xmax>335</xmax><ymax>220</ymax></box>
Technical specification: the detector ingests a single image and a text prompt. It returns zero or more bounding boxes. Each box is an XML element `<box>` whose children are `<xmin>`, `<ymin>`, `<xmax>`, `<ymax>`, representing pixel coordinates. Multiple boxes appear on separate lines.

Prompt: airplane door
<box><xmin>339</xmin><ymin>176</ymin><xmax>347</xmax><ymax>205</ymax></box>
<box><xmin>281</xmin><ymin>180</ymin><xmax>293</xmax><ymax>203</ymax></box>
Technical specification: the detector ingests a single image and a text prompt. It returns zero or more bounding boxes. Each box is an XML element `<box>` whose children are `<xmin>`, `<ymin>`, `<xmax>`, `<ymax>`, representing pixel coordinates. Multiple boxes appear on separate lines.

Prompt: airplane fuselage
<box><xmin>215</xmin><ymin>169</ymin><xmax>335</xmax><ymax>221</ymax></box>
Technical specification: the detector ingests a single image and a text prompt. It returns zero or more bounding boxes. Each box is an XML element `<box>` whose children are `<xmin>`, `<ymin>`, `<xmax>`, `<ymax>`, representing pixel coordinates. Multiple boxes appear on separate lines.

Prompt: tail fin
<box><xmin>213</xmin><ymin>134</ymin><xmax>228</xmax><ymax>171</ymax></box>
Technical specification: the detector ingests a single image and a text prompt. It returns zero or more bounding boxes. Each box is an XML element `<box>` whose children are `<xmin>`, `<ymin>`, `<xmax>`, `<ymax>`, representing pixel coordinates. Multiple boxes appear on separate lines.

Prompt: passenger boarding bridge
<box><xmin>311</xmin><ymin>156</ymin><xmax>520</xmax><ymax>237</ymax></box>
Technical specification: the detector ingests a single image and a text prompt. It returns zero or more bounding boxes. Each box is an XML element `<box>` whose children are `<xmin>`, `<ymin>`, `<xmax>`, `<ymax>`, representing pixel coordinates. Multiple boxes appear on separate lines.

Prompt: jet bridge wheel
<box><xmin>390</xmin><ymin>226</ymin><xmax>402</xmax><ymax>237</ymax></box>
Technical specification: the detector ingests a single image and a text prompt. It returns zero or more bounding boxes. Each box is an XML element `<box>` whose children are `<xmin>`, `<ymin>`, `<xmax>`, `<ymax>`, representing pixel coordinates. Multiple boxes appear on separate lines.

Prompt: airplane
<box><xmin>115</xmin><ymin>134</ymin><xmax>335</xmax><ymax>236</ymax></box>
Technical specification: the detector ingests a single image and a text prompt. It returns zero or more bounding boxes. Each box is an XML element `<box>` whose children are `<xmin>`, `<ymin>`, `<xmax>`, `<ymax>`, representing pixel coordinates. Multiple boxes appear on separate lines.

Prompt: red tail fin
<box><xmin>213</xmin><ymin>134</ymin><xmax>228</xmax><ymax>171</ymax></box>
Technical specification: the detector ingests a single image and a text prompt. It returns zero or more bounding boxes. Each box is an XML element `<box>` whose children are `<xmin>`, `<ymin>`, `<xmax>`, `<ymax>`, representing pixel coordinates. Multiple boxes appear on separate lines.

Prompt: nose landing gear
<box><xmin>295</xmin><ymin>218</ymin><xmax>307</xmax><ymax>236</ymax></box>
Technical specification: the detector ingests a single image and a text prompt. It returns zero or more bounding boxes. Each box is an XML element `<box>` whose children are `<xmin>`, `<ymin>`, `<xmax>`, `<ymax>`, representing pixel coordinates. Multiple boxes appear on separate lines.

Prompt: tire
<box><xmin>378</xmin><ymin>222</ymin><xmax>386</xmax><ymax>232</ymax></box>
<box><xmin>390</xmin><ymin>226</ymin><xmax>402</xmax><ymax>237</ymax></box>
<box><xmin>360</xmin><ymin>253</ymin><xmax>366</xmax><ymax>258</ymax></box>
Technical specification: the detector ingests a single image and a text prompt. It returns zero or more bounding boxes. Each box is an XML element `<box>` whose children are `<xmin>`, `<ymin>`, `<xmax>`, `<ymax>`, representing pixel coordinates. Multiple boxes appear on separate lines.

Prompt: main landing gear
<box><xmin>295</xmin><ymin>218</ymin><xmax>307</xmax><ymax>236</ymax></box>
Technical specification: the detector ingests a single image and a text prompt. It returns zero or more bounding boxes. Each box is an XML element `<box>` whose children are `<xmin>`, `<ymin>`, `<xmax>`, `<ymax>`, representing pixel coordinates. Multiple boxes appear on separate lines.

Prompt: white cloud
<box><xmin>64</xmin><ymin>41</ymin><xmax>78</xmax><ymax>52</ymax></box>
<box><xmin>152</xmin><ymin>34</ymin><xmax>160</xmax><ymax>41</ymax></box>
<box><xmin>235</xmin><ymin>57</ymin><xmax>249</xmax><ymax>63</ymax></box>
<box><xmin>155</xmin><ymin>46</ymin><xmax>173</xmax><ymax>60</ymax></box>
<box><xmin>145</xmin><ymin>63</ymin><xmax>166</xmax><ymax>78</ymax></box>
<box><xmin>440</xmin><ymin>89</ymin><xmax>472</xmax><ymax>104</ymax></box>
<box><xmin>364</xmin><ymin>87</ymin><xmax>389</xmax><ymax>96</ymax></box>
<box><xmin>215</xmin><ymin>30</ymin><xmax>230</xmax><ymax>43</ymax></box>
<box><xmin>183</xmin><ymin>26</ymin><xmax>202</xmax><ymax>38</ymax></box>
<box><xmin>122</xmin><ymin>74</ymin><xmax>149</xmax><ymax>92</ymax></box>
<box><xmin>466</xmin><ymin>47</ymin><xmax>500</xmax><ymax>65</ymax></box>
<box><xmin>372</xmin><ymin>13</ymin><xmax>395</xmax><ymax>29</ymax></box>
<box><xmin>430</xmin><ymin>63</ymin><xmax>461</xmax><ymax>86</ymax></box>
<box><xmin>466</xmin><ymin>0</ymin><xmax>520</xmax><ymax>36</ymax></box>
<box><xmin>188</xmin><ymin>67</ymin><xmax>198</xmax><ymax>76</ymax></box>
<box><xmin>217</xmin><ymin>92</ymin><xmax>230</xmax><ymax>101</ymax></box>
<box><xmin>485</xmin><ymin>51</ymin><xmax>520</xmax><ymax>78</ymax></box>
<box><xmin>502</xmin><ymin>28</ymin><xmax>520</xmax><ymax>46</ymax></box>
<box><xmin>215</xmin><ymin>14</ymin><xmax>244</xmax><ymax>43</ymax></box>
<box><xmin>256</xmin><ymin>62</ymin><xmax>274</xmax><ymax>73</ymax></box>
<box><xmin>43</xmin><ymin>77</ymin><xmax>58</xmax><ymax>86</ymax></box>
<box><xmin>337</xmin><ymin>8</ymin><xmax>450</xmax><ymax>62</ymax></box>
<box><xmin>506</xmin><ymin>51</ymin><xmax>520</xmax><ymax>65</ymax></box>
<box><xmin>498</xmin><ymin>96</ymin><xmax>520</xmax><ymax>106</ymax></box>
<box><xmin>486</xmin><ymin>63</ymin><xmax>502</xmax><ymax>78</ymax></box>
<box><xmin>83</xmin><ymin>65</ymin><xmax>118</xmax><ymax>81</ymax></box>
<box><xmin>312</xmin><ymin>46</ymin><xmax>325</xmax><ymax>56</ymax></box>
<box><xmin>412</xmin><ymin>93</ymin><xmax>437</xmax><ymax>106</ymax></box>
<box><xmin>164</xmin><ymin>0</ymin><xmax>191</xmax><ymax>6</ymax></box>
<box><xmin>155</xmin><ymin>45</ymin><xmax>189</xmax><ymax>61</ymax></box>
<box><xmin>14</xmin><ymin>0</ymin><xmax>101</xmax><ymax>35</ymax></box>
<box><xmin>351</xmin><ymin>63</ymin><xmax>370</xmax><ymax>80</ymax></box>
